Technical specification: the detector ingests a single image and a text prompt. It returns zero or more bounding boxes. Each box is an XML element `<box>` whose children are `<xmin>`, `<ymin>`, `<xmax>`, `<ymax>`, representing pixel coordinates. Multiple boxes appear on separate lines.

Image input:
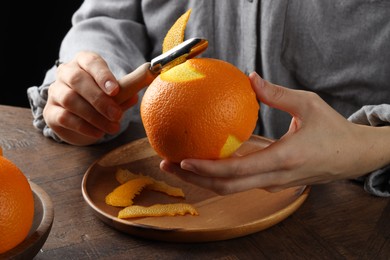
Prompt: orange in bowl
<box><xmin>0</xmin><ymin>147</ymin><xmax>34</xmax><ymax>254</ymax></box>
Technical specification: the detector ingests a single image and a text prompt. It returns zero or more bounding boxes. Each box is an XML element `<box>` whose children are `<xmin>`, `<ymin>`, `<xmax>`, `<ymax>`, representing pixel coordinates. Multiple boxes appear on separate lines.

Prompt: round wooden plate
<box><xmin>82</xmin><ymin>135</ymin><xmax>310</xmax><ymax>242</ymax></box>
<box><xmin>1</xmin><ymin>181</ymin><xmax>54</xmax><ymax>258</ymax></box>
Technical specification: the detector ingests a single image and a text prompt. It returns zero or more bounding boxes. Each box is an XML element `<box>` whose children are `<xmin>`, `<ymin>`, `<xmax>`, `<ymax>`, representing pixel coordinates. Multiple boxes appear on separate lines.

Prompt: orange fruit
<box><xmin>141</xmin><ymin>57</ymin><xmax>259</xmax><ymax>163</ymax></box>
<box><xmin>0</xmin><ymin>147</ymin><xmax>34</xmax><ymax>254</ymax></box>
<box><xmin>140</xmin><ymin>9</ymin><xmax>259</xmax><ymax>163</ymax></box>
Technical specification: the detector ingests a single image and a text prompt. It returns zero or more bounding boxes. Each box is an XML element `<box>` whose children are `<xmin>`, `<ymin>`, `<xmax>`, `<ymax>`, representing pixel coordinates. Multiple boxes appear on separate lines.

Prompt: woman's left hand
<box><xmin>160</xmin><ymin>72</ymin><xmax>390</xmax><ymax>194</ymax></box>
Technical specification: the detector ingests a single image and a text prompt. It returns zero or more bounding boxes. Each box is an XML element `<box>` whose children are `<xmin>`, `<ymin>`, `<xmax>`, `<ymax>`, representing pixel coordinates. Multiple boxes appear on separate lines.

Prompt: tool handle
<box><xmin>114</xmin><ymin>62</ymin><xmax>157</xmax><ymax>104</ymax></box>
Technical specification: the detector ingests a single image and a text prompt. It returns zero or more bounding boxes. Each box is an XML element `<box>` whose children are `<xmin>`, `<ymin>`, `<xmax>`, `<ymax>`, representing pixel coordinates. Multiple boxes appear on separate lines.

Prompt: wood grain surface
<box><xmin>0</xmin><ymin>104</ymin><xmax>389</xmax><ymax>260</ymax></box>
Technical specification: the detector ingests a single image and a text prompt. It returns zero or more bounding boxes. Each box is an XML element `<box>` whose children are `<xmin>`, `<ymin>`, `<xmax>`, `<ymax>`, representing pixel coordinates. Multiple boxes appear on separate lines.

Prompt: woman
<box><xmin>27</xmin><ymin>0</ymin><xmax>390</xmax><ymax>196</ymax></box>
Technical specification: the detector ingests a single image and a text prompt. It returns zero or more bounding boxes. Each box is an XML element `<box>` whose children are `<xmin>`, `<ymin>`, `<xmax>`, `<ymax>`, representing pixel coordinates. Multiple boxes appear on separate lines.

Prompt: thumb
<box><xmin>249</xmin><ymin>72</ymin><xmax>303</xmax><ymax>116</ymax></box>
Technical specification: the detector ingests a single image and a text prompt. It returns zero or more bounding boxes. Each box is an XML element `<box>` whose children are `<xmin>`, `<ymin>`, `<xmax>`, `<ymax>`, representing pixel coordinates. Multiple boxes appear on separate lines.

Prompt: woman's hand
<box><xmin>161</xmin><ymin>72</ymin><xmax>390</xmax><ymax>194</ymax></box>
<box><xmin>43</xmin><ymin>51</ymin><xmax>137</xmax><ymax>146</ymax></box>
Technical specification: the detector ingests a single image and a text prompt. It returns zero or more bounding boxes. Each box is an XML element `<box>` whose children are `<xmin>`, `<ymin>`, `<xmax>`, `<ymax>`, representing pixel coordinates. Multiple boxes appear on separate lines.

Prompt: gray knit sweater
<box><xmin>27</xmin><ymin>0</ymin><xmax>390</xmax><ymax>196</ymax></box>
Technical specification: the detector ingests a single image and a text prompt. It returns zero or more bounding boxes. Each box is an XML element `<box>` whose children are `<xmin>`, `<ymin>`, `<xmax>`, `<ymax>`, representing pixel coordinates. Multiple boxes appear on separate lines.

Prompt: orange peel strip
<box><xmin>105</xmin><ymin>177</ymin><xmax>153</xmax><ymax>207</ymax></box>
<box><xmin>161</xmin><ymin>8</ymin><xmax>192</xmax><ymax>73</ymax></box>
<box><xmin>115</xmin><ymin>168</ymin><xmax>142</xmax><ymax>183</ymax></box>
<box><xmin>162</xmin><ymin>8</ymin><xmax>191</xmax><ymax>53</ymax></box>
<box><xmin>149</xmin><ymin>180</ymin><xmax>185</xmax><ymax>198</ymax></box>
<box><xmin>118</xmin><ymin>203</ymin><xmax>199</xmax><ymax>219</ymax></box>
<box><xmin>115</xmin><ymin>168</ymin><xmax>185</xmax><ymax>198</ymax></box>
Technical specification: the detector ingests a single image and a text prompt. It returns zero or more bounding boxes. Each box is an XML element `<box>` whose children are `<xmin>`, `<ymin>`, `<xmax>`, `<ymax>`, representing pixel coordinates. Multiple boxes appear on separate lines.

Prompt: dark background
<box><xmin>2</xmin><ymin>2</ymin><xmax>82</xmax><ymax>108</ymax></box>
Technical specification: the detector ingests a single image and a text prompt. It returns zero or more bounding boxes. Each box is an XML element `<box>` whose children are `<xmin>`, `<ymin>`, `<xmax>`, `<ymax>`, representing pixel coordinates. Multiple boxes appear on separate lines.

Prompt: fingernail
<box><xmin>249</xmin><ymin>72</ymin><xmax>263</xmax><ymax>88</ymax></box>
<box><xmin>181</xmin><ymin>161</ymin><xmax>195</xmax><ymax>172</ymax></box>
<box><xmin>104</xmin><ymin>80</ymin><xmax>117</xmax><ymax>94</ymax></box>
<box><xmin>160</xmin><ymin>160</ymin><xmax>174</xmax><ymax>173</ymax></box>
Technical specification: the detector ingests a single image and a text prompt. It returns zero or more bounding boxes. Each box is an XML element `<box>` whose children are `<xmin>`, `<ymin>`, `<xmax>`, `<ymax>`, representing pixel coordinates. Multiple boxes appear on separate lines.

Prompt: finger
<box><xmin>44</xmin><ymin>105</ymin><xmax>105</xmax><ymax>142</ymax></box>
<box><xmin>56</xmin><ymin>63</ymin><xmax>123</xmax><ymax>122</ymax></box>
<box><xmin>75</xmin><ymin>51</ymin><xmax>120</xmax><ymax>96</ymax></box>
<box><xmin>249</xmin><ymin>72</ymin><xmax>309</xmax><ymax>118</ymax></box>
<box><xmin>160</xmin><ymin>160</ymin><xmax>237</xmax><ymax>195</ymax></box>
<box><xmin>119</xmin><ymin>94</ymin><xmax>139</xmax><ymax>110</ymax></box>
<box><xmin>161</xmin><ymin>160</ymin><xmax>289</xmax><ymax>195</ymax></box>
<box><xmin>160</xmin><ymin>160</ymin><xmax>182</xmax><ymax>175</ymax></box>
<box><xmin>179</xmin><ymin>143</ymin><xmax>288</xmax><ymax>178</ymax></box>
<box><xmin>47</xmin><ymin>83</ymin><xmax>121</xmax><ymax>134</ymax></box>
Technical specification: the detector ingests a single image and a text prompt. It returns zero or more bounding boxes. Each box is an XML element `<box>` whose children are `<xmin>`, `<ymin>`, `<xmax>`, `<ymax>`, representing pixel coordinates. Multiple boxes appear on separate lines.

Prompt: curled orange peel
<box><xmin>161</xmin><ymin>8</ymin><xmax>192</xmax><ymax>73</ymax></box>
<box><xmin>115</xmin><ymin>168</ymin><xmax>185</xmax><ymax>198</ymax></box>
<box><xmin>105</xmin><ymin>177</ymin><xmax>153</xmax><ymax>207</ymax></box>
<box><xmin>162</xmin><ymin>8</ymin><xmax>192</xmax><ymax>53</ymax></box>
<box><xmin>118</xmin><ymin>203</ymin><xmax>198</xmax><ymax>219</ymax></box>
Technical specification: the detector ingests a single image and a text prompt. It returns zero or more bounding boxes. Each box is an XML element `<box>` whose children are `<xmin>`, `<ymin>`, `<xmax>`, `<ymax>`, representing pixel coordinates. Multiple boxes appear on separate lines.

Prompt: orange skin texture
<box><xmin>0</xmin><ymin>155</ymin><xmax>34</xmax><ymax>254</ymax></box>
<box><xmin>141</xmin><ymin>58</ymin><xmax>259</xmax><ymax>163</ymax></box>
<box><xmin>161</xmin><ymin>9</ymin><xmax>191</xmax><ymax>72</ymax></box>
<box><xmin>162</xmin><ymin>9</ymin><xmax>191</xmax><ymax>53</ymax></box>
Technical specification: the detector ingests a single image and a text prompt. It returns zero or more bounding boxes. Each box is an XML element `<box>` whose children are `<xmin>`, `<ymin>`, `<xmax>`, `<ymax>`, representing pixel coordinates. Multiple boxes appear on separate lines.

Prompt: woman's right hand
<box><xmin>43</xmin><ymin>51</ymin><xmax>137</xmax><ymax>146</ymax></box>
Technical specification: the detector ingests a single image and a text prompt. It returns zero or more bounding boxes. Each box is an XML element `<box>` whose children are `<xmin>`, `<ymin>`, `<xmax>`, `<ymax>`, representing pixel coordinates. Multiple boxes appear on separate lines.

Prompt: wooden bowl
<box><xmin>82</xmin><ymin>136</ymin><xmax>310</xmax><ymax>242</ymax></box>
<box><xmin>0</xmin><ymin>181</ymin><xmax>54</xmax><ymax>259</ymax></box>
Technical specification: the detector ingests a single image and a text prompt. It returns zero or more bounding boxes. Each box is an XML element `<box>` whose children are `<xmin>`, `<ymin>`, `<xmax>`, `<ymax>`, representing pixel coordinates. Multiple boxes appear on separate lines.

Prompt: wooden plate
<box><xmin>82</xmin><ymin>135</ymin><xmax>310</xmax><ymax>242</ymax></box>
<box><xmin>1</xmin><ymin>181</ymin><xmax>54</xmax><ymax>259</ymax></box>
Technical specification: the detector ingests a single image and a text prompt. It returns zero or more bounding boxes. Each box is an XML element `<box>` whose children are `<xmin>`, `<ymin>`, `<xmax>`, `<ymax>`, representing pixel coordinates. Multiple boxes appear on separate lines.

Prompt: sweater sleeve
<box><xmin>26</xmin><ymin>0</ymin><xmax>150</xmax><ymax>144</ymax></box>
<box><xmin>348</xmin><ymin>104</ymin><xmax>390</xmax><ymax>197</ymax></box>
<box><xmin>27</xmin><ymin>66</ymin><xmax>63</xmax><ymax>142</ymax></box>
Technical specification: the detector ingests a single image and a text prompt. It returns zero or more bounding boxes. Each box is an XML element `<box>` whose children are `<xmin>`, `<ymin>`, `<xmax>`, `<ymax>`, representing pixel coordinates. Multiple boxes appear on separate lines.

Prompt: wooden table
<box><xmin>1</xmin><ymin>104</ymin><xmax>389</xmax><ymax>259</ymax></box>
